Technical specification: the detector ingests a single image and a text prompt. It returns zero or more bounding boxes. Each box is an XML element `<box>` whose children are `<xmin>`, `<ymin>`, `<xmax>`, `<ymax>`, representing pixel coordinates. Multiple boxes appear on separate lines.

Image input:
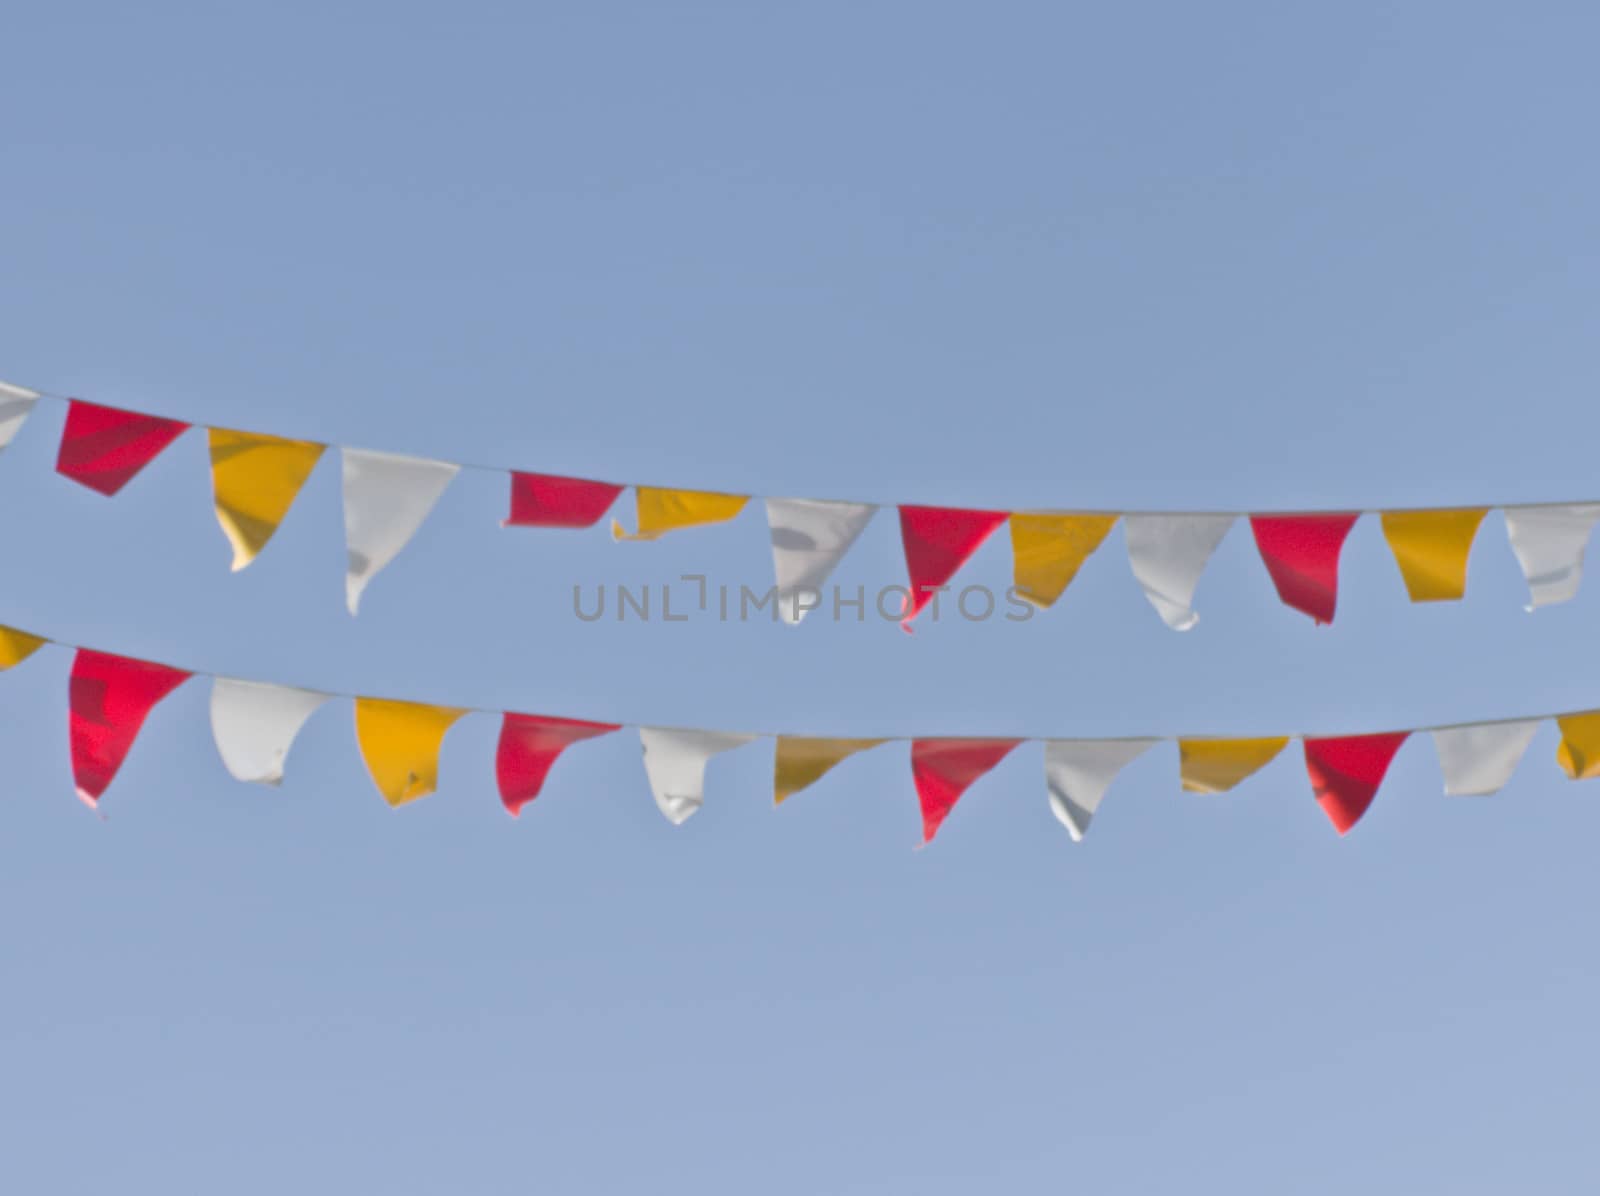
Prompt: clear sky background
<box><xmin>5</xmin><ymin>3</ymin><xmax>1600</xmax><ymax>1192</ymax></box>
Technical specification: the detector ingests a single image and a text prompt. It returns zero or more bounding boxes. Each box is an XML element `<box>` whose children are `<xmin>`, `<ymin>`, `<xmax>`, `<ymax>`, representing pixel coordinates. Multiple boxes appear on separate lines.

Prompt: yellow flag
<box><xmin>1178</xmin><ymin>736</ymin><xmax>1290</xmax><ymax>793</ymax></box>
<box><xmin>774</xmin><ymin>737</ymin><xmax>887</xmax><ymax>804</ymax></box>
<box><xmin>209</xmin><ymin>428</ymin><xmax>326</xmax><ymax>570</ymax></box>
<box><xmin>1380</xmin><ymin>508</ymin><xmax>1488</xmax><ymax>603</ymax></box>
<box><xmin>0</xmin><ymin>625</ymin><xmax>45</xmax><ymax>670</ymax></box>
<box><xmin>1009</xmin><ymin>513</ymin><xmax>1118</xmax><ymax>608</ymax></box>
<box><xmin>355</xmin><ymin>698</ymin><xmax>467</xmax><ymax>806</ymax></box>
<box><xmin>1556</xmin><ymin>712</ymin><xmax>1600</xmax><ymax>780</ymax></box>
<box><xmin>612</xmin><ymin>487</ymin><xmax>748</xmax><ymax>541</ymax></box>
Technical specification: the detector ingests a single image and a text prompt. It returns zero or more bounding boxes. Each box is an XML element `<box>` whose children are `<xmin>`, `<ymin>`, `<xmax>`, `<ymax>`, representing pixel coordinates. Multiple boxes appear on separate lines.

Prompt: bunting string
<box><xmin>4</xmin><ymin>616</ymin><xmax>1599</xmax><ymax>839</ymax></box>
<box><xmin>6</xmin><ymin>378</ymin><xmax>1600</xmax><ymax>626</ymax></box>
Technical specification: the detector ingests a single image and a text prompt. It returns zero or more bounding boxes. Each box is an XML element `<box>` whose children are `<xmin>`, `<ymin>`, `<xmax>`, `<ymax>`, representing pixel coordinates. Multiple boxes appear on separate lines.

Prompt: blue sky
<box><xmin>5</xmin><ymin>3</ymin><xmax>1600</xmax><ymax>1191</ymax></box>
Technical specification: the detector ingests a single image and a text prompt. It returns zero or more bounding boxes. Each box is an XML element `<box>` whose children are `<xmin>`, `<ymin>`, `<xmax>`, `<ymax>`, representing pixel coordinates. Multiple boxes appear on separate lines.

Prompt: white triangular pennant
<box><xmin>765</xmin><ymin>497</ymin><xmax>877</xmax><ymax>624</ymax></box>
<box><xmin>1043</xmin><ymin>738</ymin><xmax>1158</xmax><ymax>841</ymax></box>
<box><xmin>341</xmin><ymin>448</ymin><xmax>460</xmax><ymax>614</ymax></box>
<box><xmin>1124</xmin><ymin>514</ymin><xmax>1235</xmax><ymax>630</ymax></box>
<box><xmin>1430</xmin><ymin>719</ymin><xmax>1540</xmax><ymax>797</ymax></box>
<box><xmin>1503</xmin><ymin>504</ymin><xmax>1600</xmax><ymax>610</ymax></box>
<box><xmin>0</xmin><ymin>380</ymin><xmax>40</xmax><ymax>452</ymax></box>
<box><xmin>209</xmin><ymin>677</ymin><xmax>331</xmax><ymax>786</ymax></box>
<box><xmin>639</xmin><ymin>727</ymin><xmax>757</xmax><ymax>824</ymax></box>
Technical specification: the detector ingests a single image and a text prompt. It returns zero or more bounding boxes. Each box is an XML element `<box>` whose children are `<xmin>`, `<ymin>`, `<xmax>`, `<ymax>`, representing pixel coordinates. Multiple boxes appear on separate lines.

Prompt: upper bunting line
<box><xmin>7</xmin><ymin>378</ymin><xmax>1589</xmax><ymax>516</ymax></box>
<box><xmin>6</xmin><ymin>615</ymin><xmax>1600</xmax><ymax>839</ymax></box>
<box><xmin>5</xmin><ymin>378</ymin><xmax>1600</xmax><ymax>627</ymax></box>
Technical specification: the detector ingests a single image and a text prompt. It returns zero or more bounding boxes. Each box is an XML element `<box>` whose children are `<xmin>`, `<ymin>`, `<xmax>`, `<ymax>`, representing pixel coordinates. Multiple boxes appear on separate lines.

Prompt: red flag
<box><xmin>69</xmin><ymin>649</ymin><xmax>191</xmax><ymax>805</ymax></box>
<box><xmin>56</xmin><ymin>400</ymin><xmax>190</xmax><ymax>496</ymax></box>
<box><xmin>1250</xmin><ymin>513</ymin><xmax>1361</xmax><ymax>624</ymax></box>
<box><xmin>1302</xmin><ymin>732</ymin><xmax>1409</xmax><ymax>834</ymax></box>
<box><xmin>505</xmin><ymin>472</ymin><xmax>624</xmax><ymax>529</ymax></box>
<box><xmin>898</xmin><ymin>505</ymin><xmax>1008</xmax><ymax>628</ymax></box>
<box><xmin>910</xmin><ymin>737</ymin><xmax>1020</xmax><ymax>843</ymax></box>
<box><xmin>496</xmin><ymin>712</ymin><xmax>620</xmax><ymax>815</ymax></box>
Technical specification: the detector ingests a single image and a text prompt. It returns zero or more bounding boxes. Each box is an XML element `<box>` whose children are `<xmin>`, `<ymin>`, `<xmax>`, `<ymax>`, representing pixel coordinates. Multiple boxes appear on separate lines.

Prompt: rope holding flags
<box><xmin>4</xmin><ymin>371</ymin><xmax>1599</xmax><ymax>850</ymax></box>
<box><xmin>7</xmin><ymin>378</ymin><xmax>1600</xmax><ymax>626</ymax></box>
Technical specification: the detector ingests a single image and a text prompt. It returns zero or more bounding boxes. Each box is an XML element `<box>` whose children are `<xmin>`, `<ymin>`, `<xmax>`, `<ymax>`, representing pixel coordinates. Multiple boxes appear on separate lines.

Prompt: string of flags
<box><xmin>7</xmin><ymin>618</ymin><xmax>1600</xmax><ymax>840</ymax></box>
<box><xmin>4</xmin><ymin>380</ymin><xmax>1600</xmax><ymax>626</ymax></box>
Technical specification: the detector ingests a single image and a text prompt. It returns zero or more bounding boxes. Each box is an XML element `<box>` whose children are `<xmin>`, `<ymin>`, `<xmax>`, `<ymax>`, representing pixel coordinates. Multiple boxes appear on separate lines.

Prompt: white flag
<box><xmin>210</xmin><ymin>677</ymin><xmax>331</xmax><ymax>786</ymax></box>
<box><xmin>1503</xmin><ymin>504</ymin><xmax>1600</xmax><ymax>610</ymax></box>
<box><xmin>639</xmin><ymin>727</ymin><xmax>757</xmax><ymax>825</ymax></box>
<box><xmin>0</xmin><ymin>380</ymin><xmax>39</xmax><ymax>452</ymax></box>
<box><xmin>1044</xmin><ymin>739</ymin><xmax>1158</xmax><ymax>841</ymax></box>
<box><xmin>765</xmin><ymin>498</ymin><xmax>877</xmax><ymax>624</ymax></box>
<box><xmin>342</xmin><ymin>448</ymin><xmax>460</xmax><ymax>614</ymax></box>
<box><xmin>1124</xmin><ymin>514</ymin><xmax>1235</xmax><ymax>631</ymax></box>
<box><xmin>1430</xmin><ymin>720</ymin><xmax>1540</xmax><ymax>797</ymax></box>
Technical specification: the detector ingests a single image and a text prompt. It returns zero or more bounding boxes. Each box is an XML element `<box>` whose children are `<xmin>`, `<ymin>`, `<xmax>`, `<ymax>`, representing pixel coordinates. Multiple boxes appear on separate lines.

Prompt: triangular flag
<box><xmin>496</xmin><ymin>712</ymin><xmax>620</xmax><ymax>816</ymax></box>
<box><xmin>1043</xmin><ymin>739</ymin><xmax>1157</xmax><ymax>840</ymax></box>
<box><xmin>1124</xmin><ymin>514</ymin><xmax>1234</xmax><ymax>630</ymax></box>
<box><xmin>341</xmin><ymin>448</ymin><xmax>460</xmax><ymax>615</ymax></box>
<box><xmin>1555</xmin><ymin>712</ymin><xmax>1600</xmax><ymax>780</ymax></box>
<box><xmin>1504</xmin><ymin>504</ymin><xmax>1600</xmax><ymax>609</ymax></box>
<box><xmin>1178</xmin><ymin>737</ymin><xmax>1289</xmax><ymax>794</ymax></box>
<box><xmin>1302</xmin><ymin>732</ymin><xmax>1408</xmax><ymax>834</ymax></box>
<box><xmin>1250</xmin><ymin>513</ymin><xmax>1361</xmax><ymax>624</ymax></box>
<box><xmin>0</xmin><ymin>380</ymin><xmax>40</xmax><ymax>451</ymax></box>
<box><xmin>1380</xmin><ymin>508</ymin><xmax>1487</xmax><ymax>603</ymax></box>
<box><xmin>1430</xmin><ymin>720</ymin><xmax>1539</xmax><ymax>797</ymax></box>
<box><xmin>612</xmin><ymin>487</ymin><xmax>748</xmax><ymax>541</ymax></box>
<box><xmin>69</xmin><ymin>649</ymin><xmax>191</xmax><ymax>806</ymax></box>
<box><xmin>898</xmin><ymin>505</ymin><xmax>1009</xmax><ymax>628</ymax></box>
<box><xmin>0</xmin><ymin>625</ymin><xmax>46</xmax><ymax>670</ymax></box>
<box><xmin>505</xmin><ymin>472</ymin><xmax>624</xmax><ymax>528</ymax></box>
<box><xmin>209</xmin><ymin>678</ymin><xmax>331</xmax><ymax>786</ymax></box>
<box><xmin>773</xmin><ymin>736</ymin><xmax>887</xmax><ymax>804</ymax></box>
<box><xmin>209</xmin><ymin>428</ymin><xmax>325</xmax><ymax>570</ymax></box>
<box><xmin>910</xmin><ymin>737</ymin><xmax>1020</xmax><ymax>843</ymax></box>
<box><xmin>1009</xmin><ymin>513</ymin><xmax>1118</xmax><ymax>609</ymax></box>
<box><xmin>638</xmin><ymin>727</ymin><xmax>756</xmax><ymax>824</ymax></box>
<box><xmin>354</xmin><ymin>697</ymin><xmax>467</xmax><ymax>807</ymax></box>
<box><xmin>766</xmin><ymin>498</ymin><xmax>877</xmax><ymax>624</ymax></box>
<box><xmin>56</xmin><ymin>399</ymin><xmax>189</xmax><ymax>496</ymax></box>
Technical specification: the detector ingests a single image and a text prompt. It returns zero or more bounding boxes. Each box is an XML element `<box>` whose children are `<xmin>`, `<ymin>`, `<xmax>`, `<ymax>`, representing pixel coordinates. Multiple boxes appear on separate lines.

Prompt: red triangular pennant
<box><xmin>910</xmin><ymin>737</ymin><xmax>1021</xmax><ymax>842</ymax></box>
<box><xmin>69</xmin><ymin>649</ymin><xmax>191</xmax><ymax>805</ymax></box>
<box><xmin>1250</xmin><ymin>513</ymin><xmax>1361</xmax><ymax>624</ymax></box>
<box><xmin>56</xmin><ymin>400</ymin><xmax>190</xmax><ymax>496</ymax></box>
<box><xmin>496</xmin><ymin>712</ymin><xmax>621</xmax><ymax>815</ymax></box>
<box><xmin>897</xmin><ymin>505</ymin><xmax>1008</xmax><ymax>628</ymax></box>
<box><xmin>1302</xmin><ymin>732</ymin><xmax>1409</xmax><ymax>834</ymax></box>
<box><xmin>505</xmin><ymin>472</ymin><xmax>625</xmax><ymax>529</ymax></box>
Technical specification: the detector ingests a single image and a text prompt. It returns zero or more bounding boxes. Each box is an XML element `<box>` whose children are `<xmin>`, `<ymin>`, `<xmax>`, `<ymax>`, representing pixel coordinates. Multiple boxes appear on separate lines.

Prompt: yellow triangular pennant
<box><xmin>354</xmin><ymin>698</ymin><xmax>467</xmax><ymax>806</ymax></box>
<box><xmin>612</xmin><ymin>487</ymin><xmax>748</xmax><ymax>541</ymax></box>
<box><xmin>0</xmin><ymin>625</ymin><xmax>46</xmax><ymax>670</ymax></box>
<box><xmin>209</xmin><ymin>428</ymin><xmax>326</xmax><ymax>570</ymax></box>
<box><xmin>1009</xmin><ymin>513</ymin><xmax>1119</xmax><ymax>609</ymax></box>
<box><xmin>1556</xmin><ymin>712</ymin><xmax>1600</xmax><ymax>780</ymax></box>
<box><xmin>1380</xmin><ymin>508</ymin><xmax>1488</xmax><ymax>603</ymax></box>
<box><xmin>1178</xmin><ymin>736</ymin><xmax>1290</xmax><ymax>794</ymax></box>
<box><xmin>774</xmin><ymin>737</ymin><xmax>888</xmax><ymax>804</ymax></box>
